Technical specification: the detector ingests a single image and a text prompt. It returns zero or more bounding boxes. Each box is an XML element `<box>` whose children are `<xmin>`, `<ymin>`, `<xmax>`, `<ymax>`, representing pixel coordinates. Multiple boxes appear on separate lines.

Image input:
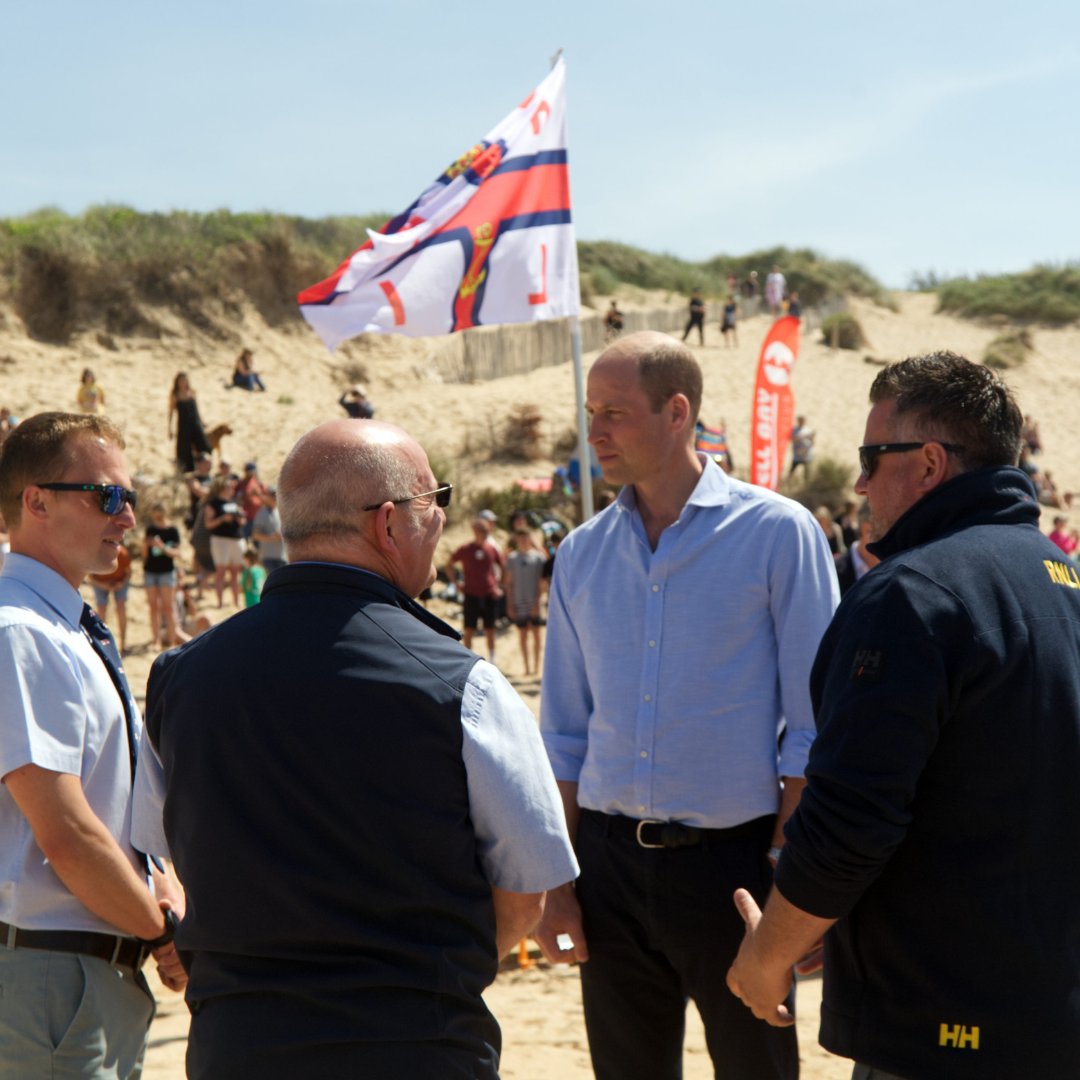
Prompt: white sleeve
<box><xmin>130</xmin><ymin>736</ymin><xmax>171</xmax><ymax>861</ymax></box>
<box><xmin>460</xmin><ymin>660</ymin><xmax>579</xmax><ymax>892</ymax></box>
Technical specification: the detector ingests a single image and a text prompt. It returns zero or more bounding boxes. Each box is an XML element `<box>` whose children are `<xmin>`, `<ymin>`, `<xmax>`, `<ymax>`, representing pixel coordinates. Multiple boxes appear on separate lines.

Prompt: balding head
<box><xmin>278</xmin><ymin>420</ymin><xmax>444</xmax><ymax>596</ymax></box>
<box><xmin>594</xmin><ymin>331</ymin><xmax>703</xmax><ymax>424</ymax></box>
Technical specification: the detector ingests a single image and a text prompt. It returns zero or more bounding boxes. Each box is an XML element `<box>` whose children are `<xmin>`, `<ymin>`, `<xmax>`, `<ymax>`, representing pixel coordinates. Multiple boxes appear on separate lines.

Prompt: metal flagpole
<box><xmin>569</xmin><ymin>315</ymin><xmax>594</xmax><ymax>520</ymax></box>
<box><xmin>552</xmin><ymin>46</ymin><xmax>593</xmax><ymax>522</ymax></box>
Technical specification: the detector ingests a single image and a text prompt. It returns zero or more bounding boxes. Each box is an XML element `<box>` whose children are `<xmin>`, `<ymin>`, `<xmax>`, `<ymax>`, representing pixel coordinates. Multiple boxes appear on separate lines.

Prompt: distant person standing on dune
<box><xmin>169</xmin><ymin>372</ymin><xmax>211</xmax><ymax>474</ymax></box>
<box><xmin>765</xmin><ymin>265</ymin><xmax>786</xmax><ymax>317</ymax></box>
<box><xmin>721</xmin><ymin>294</ymin><xmax>739</xmax><ymax>347</ymax></box>
<box><xmin>681</xmin><ymin>288</ymin><xmax>706</xmax><ymax>345</ymax></box>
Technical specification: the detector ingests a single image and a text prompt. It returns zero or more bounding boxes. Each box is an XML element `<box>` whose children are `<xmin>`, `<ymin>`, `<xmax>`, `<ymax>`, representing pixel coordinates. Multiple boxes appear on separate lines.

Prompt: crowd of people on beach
<box><xmin>3</xmin><ymin>328</ymin><xmax>1080</xmax><ymax>1080</ymax></box>
<box><xmin>0</xmin><ymin>351</ymin><xmax>394</xmax><ymax>660</ymax></box>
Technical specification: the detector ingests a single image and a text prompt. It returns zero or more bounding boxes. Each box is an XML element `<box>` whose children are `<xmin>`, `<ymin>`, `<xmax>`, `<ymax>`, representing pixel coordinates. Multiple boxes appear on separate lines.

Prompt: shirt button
<box><xmin>648</xmin><ymin>640</ymin><xmax>656</xmax><ymax>648</ymax></box>
<box><xmin>639</xmin><ymin>805</ymin><xmax>647</xmax><ymax>813</ymax></box>
<box><xmin>651</xmin><ymin>584</ymin><xmax>660</xmax><ymax>592</ymax></box>
<box><xmin>644</xmin><ymin>694</ymin><xmax>652</xmax><ymax>702</ymax></box>
<box><xmin>640</xmin><ymin>750</ymin><xmax>648</xmax><ymax>759</ymax></box>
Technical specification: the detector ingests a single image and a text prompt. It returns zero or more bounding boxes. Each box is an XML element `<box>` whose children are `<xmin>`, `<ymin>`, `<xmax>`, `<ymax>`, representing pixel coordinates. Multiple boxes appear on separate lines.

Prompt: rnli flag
<box><xmin>298</xmin><ymin>58</ymin><xmax>579</xmax><ymax>350</ymax></box>
<box><xmin>750</xmin><ymin>316</ymin><xmax>800</xmax><ymax>490</ymax></box>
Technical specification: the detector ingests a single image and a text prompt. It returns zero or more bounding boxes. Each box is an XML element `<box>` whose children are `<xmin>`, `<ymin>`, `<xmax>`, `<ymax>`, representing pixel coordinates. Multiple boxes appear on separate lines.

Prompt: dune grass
<box><xmin>0</xmin><ymin>206</ymin><xmax>390</xmax><ymax>342</ymax></box>
<box><xmin>0</xmin><ymin>207</ymin><xmax>898</xmax><ymax>344</ymax></box>
<box><xmin>936</xmin><ymin>264</ymin><xmax>1080</xmax><ymax>325</ymax></box>
<box><xmin>578</xmin><ymin>240</ymin><xmax>893</xmax><ymax>309</ymax></box>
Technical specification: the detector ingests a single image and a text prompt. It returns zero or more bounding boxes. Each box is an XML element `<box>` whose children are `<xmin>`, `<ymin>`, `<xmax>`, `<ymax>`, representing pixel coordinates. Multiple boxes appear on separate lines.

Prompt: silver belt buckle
<box><xmin>635</xmin><ymin>819</ymin><xmax>665</xmax><ymax>849</ymax></box>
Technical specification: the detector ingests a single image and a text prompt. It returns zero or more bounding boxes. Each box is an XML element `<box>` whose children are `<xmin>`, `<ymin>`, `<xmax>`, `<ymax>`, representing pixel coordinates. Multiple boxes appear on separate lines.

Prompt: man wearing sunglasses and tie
<box><xmin>0</xmin><ymin>412</ymin><xmax>186</xmax><ymax>1079</ymax></box>
<box><xmin>134</xmin><ymin>418</ymin><xmax>577</xmax><ymax>1079</ymax></box>
<box><xmin>728</xmin><ymin>353</ymin><xmax>1080</xmax><ymax>1080</ymax></box>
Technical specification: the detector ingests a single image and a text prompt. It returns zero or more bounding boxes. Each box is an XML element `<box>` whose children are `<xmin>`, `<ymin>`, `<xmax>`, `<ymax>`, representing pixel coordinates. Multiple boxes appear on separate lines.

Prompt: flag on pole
<box><xmin>749</xmin><ymin>316</ymin><xmax>800</xmax><ymax>490</ymax></box>
<box><xmin>298</xmin><ymin>58</ymin><xmax>579</xmax><ymax>350</ymax></box>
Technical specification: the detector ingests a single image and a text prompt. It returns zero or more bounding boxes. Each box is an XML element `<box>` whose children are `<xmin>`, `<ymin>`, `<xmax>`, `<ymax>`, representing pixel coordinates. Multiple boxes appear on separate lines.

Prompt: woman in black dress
<box><xmin>169</xmin><ymin>372</ymin><xmax>211</xmax><ymax>472</ymax></box>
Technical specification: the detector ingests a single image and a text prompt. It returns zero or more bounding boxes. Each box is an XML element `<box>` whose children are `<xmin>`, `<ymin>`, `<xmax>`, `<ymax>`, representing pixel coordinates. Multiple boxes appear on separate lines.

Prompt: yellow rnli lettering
<box><xmin>1044</xmin><ymin>560</ymin><xmax>1080</xmax><ymax>588</ymax></box>
<box><xmin>939</xmin><ymin>1023</ymin><xmax>980</xmax><ymax>1049</ymax></box>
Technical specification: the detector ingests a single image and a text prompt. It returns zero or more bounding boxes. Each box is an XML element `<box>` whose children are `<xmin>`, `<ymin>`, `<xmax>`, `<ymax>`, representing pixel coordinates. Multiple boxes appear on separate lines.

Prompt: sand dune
<box><xmin>3</xmin><ymin>290</ymin><xmax>1076</xmax><ymax>1078</ymax></box>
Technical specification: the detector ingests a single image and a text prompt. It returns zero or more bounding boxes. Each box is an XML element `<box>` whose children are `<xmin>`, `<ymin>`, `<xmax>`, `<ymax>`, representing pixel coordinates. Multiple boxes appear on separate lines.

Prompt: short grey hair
<box><xmin>279</xmin><ymin>438</ymin><xmax>419</xmax><ymax>549</ymax></box>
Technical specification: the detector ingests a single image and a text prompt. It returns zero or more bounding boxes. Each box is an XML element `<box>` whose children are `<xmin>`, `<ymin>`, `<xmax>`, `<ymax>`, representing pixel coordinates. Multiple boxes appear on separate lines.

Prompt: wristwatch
<box><xmin>139</xmin><ymin>907</ymin><xmax>178</xmax><ymax>950</ymax></box>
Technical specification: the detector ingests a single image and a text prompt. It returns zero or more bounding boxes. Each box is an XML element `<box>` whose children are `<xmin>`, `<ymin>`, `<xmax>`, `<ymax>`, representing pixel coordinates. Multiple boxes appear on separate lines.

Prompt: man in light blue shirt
<box><xmin>0</xmin><ymin>412</ymin><xmax>186</xmax><ymax>1079</ymax></box>
<box><xmin>536</xmin><ymin>332</ymin><xmax>838</xmax><ymax>1080</ymax></box>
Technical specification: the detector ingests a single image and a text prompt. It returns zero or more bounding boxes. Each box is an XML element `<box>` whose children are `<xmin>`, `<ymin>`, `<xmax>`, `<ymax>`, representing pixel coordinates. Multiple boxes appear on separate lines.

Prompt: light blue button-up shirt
<box><xmin>541</xmin><ymin>455</ymin><xmax>839</xmax><ymax>829</ymax></box>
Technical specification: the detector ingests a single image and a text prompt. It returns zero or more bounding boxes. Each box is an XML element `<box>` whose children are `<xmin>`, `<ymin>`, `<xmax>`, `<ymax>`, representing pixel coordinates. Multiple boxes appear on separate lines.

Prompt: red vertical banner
<box><xmin>750</xmin><ymin>316</ymin><xmax>800</xmax><ymax>490</ymax></box>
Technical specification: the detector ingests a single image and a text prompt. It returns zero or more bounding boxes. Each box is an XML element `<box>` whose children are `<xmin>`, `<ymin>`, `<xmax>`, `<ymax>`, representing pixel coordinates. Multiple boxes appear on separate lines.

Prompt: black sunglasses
<box><xmin>857</xmin><ymin>442</ymin><xmax>963</xmax><ymax>478</ymax></box>
<box><xmin>36</xmin><ymin>482</ymin><xmax>138</xmax><ymax>515</ymax></box>
<box><xmin>362</xmin><ymin>483</ymin><xmax>453</xmax><ymax>512</ymax></box>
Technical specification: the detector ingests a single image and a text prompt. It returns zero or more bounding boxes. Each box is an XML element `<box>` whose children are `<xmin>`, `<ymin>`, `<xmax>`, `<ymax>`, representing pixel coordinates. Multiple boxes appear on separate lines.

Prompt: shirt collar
<box><xmin>615</xmin><ymin>452</ymin><xmax>731</xmax><ymax>516</ymax></box>
<box><xmin>0</xmin><ymin>552</ymin><xmax>85</xmax><ymax>628</ymax></box>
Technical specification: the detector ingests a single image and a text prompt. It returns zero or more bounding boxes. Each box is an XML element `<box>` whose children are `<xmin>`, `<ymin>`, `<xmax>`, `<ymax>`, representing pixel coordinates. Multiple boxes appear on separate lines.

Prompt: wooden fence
<box><xmin>425</xmin><ymin>306</ymin><xmax>688</xmax><ymax>383</ymax></box>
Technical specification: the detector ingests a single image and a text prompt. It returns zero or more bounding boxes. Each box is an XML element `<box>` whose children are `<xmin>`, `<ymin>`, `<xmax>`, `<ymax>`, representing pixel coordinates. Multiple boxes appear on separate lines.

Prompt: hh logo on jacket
<box><xmin>939</xmin><ymin>1023</ymin><xmax>980</xmax><ymax>1050</ymax></box>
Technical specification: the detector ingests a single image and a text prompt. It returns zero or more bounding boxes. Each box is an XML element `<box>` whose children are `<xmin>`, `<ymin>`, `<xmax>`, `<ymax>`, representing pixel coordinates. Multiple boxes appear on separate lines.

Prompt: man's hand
<box><xmin>152</xmin><ymin>941</ymin><xmax>188</xmax><ymax>991</ymax></box>
<box><xmin>726</xmin><ymin>889</ymin><xmax>795</xmax><ymax>1027</ymax></box>
<box><xmin>533</xmin><ymin>882</ymin><xmax>588</xmax><ymax>964</ymax></box>
<box><xmin>148</xmin><ymin>899</ymin><xmax>187</xmax><ymax>992</ymax></box>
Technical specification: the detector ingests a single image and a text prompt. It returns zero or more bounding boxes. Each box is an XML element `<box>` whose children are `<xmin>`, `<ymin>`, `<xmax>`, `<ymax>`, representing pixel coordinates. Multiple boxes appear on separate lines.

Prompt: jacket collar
<box><xmin>868</xmin><ymin>466</ymin><xmax>1039</xmax><ymax>561</ymax></box>
<box><xmin>263</xmin><ymin>561</ymin><xmax>462</xmax><ymax>641</ymax></box>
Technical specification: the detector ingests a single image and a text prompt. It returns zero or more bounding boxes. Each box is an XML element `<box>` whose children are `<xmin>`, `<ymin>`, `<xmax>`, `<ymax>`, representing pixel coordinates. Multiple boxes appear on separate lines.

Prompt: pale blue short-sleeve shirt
<box><xmin>0</xmin><ymin>553</ymin><xmax>146</xmax><ymax>933</ymax></box>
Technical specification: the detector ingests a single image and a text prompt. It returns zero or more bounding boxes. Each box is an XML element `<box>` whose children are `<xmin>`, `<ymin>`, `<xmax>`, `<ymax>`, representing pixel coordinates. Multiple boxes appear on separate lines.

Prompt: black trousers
<box><xmin>683</xmin><ymin>313</ymin><xmax>705</xmax><ymax>344</ymax></box>
<box><xmin>576</xmin><ymin>810</ymin><xmax>798</xmax><ymax>1080</ymax></box>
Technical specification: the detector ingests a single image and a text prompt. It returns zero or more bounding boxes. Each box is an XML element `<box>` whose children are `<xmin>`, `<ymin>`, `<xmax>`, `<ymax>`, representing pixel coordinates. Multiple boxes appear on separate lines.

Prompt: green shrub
<box><xmin>820</xmin><ymin>312</ymin><xmax>867</xmax><ymax>350</ymax></box>
<box><xmin>466</xmin><ymin>484</ymin><xmax>555</xmax><ymax>526</ymax></box>
<box><xmin>784</xmin><ymin>456</ymin><xmax>856</xmax><ymax>512</ymax></box>
<box><xmin>587</xmin><ymin>264</ymin><xmax>619</xmax><ymax>298</ymax></box>
<box><xmin>937</xmin><ymin>264</ymin><xmax>1080</xmax><ymax>325</ymax></box>
<box><xmin>500</xmin><ymin>404</ymin><xmax>545</xmax><ymax>462</ymax></box>
<box><xmin>0</xmin><ymin>206</ymin><xmax>392</xmax><ymax>340</ymax></box>
<box><xmin>983</xmin><ymin>330</ymin><xmax>1032</xmax><ymax>370</ymax></box>
<box><xmin>14</xmin><ymin>246</ymin><xmax>77</xmax><ymax>342</ymax></box>
<box><xmin>578</xmin><ymin>270</ymin><xmax>596</xmax><ymax>308</ymax></box>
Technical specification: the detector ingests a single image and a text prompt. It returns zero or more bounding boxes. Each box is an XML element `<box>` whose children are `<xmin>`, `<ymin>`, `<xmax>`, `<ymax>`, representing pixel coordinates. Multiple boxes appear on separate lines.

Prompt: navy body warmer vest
<box><xmin>145</xmin><ymin>564</ymin><xmax>498</xmax><ymax>1055</ymax></box>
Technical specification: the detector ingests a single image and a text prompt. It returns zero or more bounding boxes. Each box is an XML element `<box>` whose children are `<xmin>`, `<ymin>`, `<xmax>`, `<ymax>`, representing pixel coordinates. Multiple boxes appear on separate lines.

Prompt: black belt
<box><xmin>0</xmin><ymin>919</ymin><xmax>146</xmax><ymax>973</ymax></box>
<box><xmin>585</xmin><ymin>809</ymin><xmax>771</xmax><ymax>850</ymax></box>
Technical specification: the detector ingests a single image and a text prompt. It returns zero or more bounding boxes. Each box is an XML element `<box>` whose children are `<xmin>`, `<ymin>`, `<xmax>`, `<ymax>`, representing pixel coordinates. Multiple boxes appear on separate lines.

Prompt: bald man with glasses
<box><xmin>133</xmin><ymin>419</ymin><xmax>577</xmax><ymax>1080</ymax></box>
<box><xmin>0</xmin><ymin>412</ymin><xmax>185</xmax><ymax>1080</ymax></box>
<box><xmin>728</xmin><ymin>352</ymin><xmax>1080</xmax><ymax>1080</ymax></box>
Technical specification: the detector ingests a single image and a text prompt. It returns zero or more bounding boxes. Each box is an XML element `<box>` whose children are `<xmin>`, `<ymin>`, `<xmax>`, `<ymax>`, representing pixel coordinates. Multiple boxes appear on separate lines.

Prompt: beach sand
<box><xmin>2</xmin><ymin>291</ymin><xmax>1077</xmax><ymax>1077</ymax></box>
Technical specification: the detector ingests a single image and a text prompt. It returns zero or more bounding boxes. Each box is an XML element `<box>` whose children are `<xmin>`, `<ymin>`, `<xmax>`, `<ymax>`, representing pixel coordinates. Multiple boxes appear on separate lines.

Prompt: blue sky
<box><xmin>4</xmin><ymin>0</ymin><xmax>1077</xmax><ymax>287</ymax></box>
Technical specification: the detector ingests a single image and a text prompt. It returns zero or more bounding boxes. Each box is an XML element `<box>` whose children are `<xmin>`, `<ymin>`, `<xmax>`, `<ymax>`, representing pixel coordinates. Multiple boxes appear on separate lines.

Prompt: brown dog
<box><xmin>205</xmin><ymin>423</ymin><xmax>233</xmax><ymax>454</ymax></box>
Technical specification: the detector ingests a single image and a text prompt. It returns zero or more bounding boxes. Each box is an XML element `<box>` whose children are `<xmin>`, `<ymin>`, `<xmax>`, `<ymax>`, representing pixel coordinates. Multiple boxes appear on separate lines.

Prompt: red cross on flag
<box><xmin>298</xmin><ymin>58</ymin><xmax>579</xmax><ymax>350</ymax></box>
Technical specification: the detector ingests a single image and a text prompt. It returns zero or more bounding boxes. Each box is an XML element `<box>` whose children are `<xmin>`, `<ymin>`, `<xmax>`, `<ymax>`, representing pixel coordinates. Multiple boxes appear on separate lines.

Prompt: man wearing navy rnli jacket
<box><xmin>727</xmin><ymin>352</ymin><xmax>1080</xmax><ymax>1080</ymax></box>
<box><xmin>133</xmin><ymin>419</ymin><xmax>578</xmax><ymax>1080</ymax></box>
